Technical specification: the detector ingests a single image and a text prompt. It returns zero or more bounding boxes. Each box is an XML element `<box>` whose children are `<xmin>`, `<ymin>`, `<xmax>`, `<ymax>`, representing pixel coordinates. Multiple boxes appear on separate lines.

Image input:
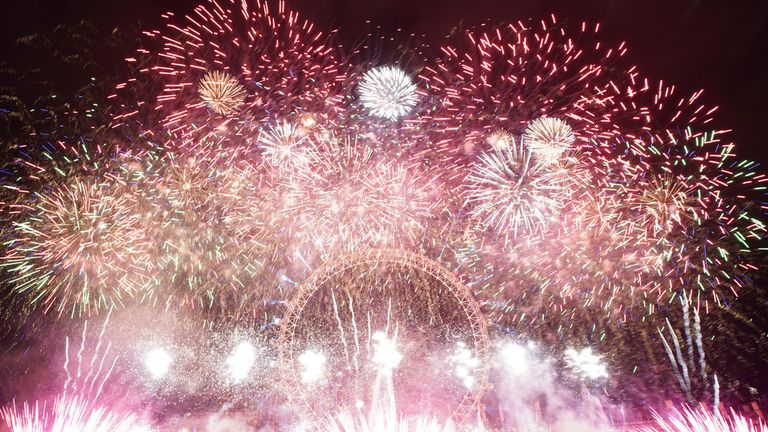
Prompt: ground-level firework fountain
<box><xmin>0</xmin><ymin>0</ymin><xmax>767</xmax><ymax>430</ymax></box>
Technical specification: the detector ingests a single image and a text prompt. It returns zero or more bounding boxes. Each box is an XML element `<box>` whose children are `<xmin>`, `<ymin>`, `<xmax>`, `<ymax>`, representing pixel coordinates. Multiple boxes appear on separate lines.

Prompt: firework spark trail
<box><xmin>638</xmin><ymin>406</ymin><xmax>768</xmax><ymax>432</ymax></box>
<box><xmin>0</xmin><ymin>393</ymin><xmax>147</xmax><ymax>432</ymax></box>
<box><xmin>57</xmin><ymin>312</ymin><xmax>124</xmax><ymax>405</ymax></box>
<box><xmin>693</xmin><ymin>306</ymin><xmax>707</xmax><ymax>382</ymax></box>
<box><xmin>83</xmin><ymin>311</ymin><xmax>118</xmax><ymax>400</ymax></box>
<box><xmin>349</xmin><ymin>292</ymin><xmax>362</xmax><ymax>374</ymax></box>
<box><xmin>660</xmin><ymin>318</ymin><xmax>692</xmax><ymax>400</ymax></box>
<box><xmin>332</xmin><ymin>289</ymin><xmax>352</xmax><ymax>366</ymax></box>
<box><xmin>681</xmin><ymin>293</ymin><xmax>694</xmax><ymax>376</ymax></box>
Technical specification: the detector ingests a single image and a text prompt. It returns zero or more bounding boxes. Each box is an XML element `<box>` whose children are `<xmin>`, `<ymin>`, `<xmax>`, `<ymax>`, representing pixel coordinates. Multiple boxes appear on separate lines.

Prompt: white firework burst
<box><xmin>198</xmin><ymin>70</ymin><xmax>247</xmax><ymax>115</ymax></box>
<box><xmin>487</xmin><ymin>129</ymin><xmax>514</xmax><ymax>151</ymax></box>
<box><xmin>564</xmin><ymin>347</ymin><xmax>609</xmax><ymax>380</ymax></box>
<box><xmin>358</xmin><ymin>65</ymin><xmax>418</xmax><ymax>120</ymax></box>
<box><xmin>465</xmin><ymin>141</ymin><xmax>567</xmax><ymax>240</ymax></box>
<box><xmin>259</xmin><ymin>121</ymin><xmax>310</xmax><ymax>170</ymax></box>
<box><xmin>522</xmin><ymin>116</ymin><xmax>576</xmax><ymax>164</ymax></box>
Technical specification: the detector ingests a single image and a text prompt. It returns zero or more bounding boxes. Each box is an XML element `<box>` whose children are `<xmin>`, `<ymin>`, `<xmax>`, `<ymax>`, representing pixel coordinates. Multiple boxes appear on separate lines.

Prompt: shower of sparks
<box><xmin>639</xmin><ymin>406</ymin><xmax>768</xmax><ymax>432</ymax></box>
<box><xmin>565</xmin><ymin>347</ymin><xmax>609</xmax><ymax>380</ymax></box>
<box><xmin>0</xmin><ymin>394</ymin><xmax>148</xmax><ymax>432</ymax></box>
<box><xmin>299</xmin><ymin>349</ymin><xmax>327</xmax><ymax>384</ymax></box>
<box><xmin>225</xmin><ymin>341</ymin><xmax>258</xmax><ymax>383</ymax></box>
<box><xmin>143</xmin><ymin>348</ymin><xmax>172</xmax><ymax>380</ymax></box>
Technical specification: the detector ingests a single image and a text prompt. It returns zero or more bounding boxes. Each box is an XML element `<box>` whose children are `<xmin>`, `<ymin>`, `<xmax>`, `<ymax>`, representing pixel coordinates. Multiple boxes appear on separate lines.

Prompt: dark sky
<box><xmin>2</xmin><ymin>0</ymin><xmax>767</xmax><ymax>164</ymax></box>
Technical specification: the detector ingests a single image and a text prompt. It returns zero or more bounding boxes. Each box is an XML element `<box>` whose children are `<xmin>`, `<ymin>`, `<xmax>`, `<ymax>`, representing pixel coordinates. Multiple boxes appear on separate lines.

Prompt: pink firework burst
<box><xmin>113</xmin><ymin>0</ymin><xmax>345</xmax><ymax>144</ymax></box>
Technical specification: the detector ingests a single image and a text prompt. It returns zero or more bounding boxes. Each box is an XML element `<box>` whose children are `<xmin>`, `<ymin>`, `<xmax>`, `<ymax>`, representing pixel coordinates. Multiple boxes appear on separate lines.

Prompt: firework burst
<box><xmin>358</xmin><ymin>65</ymin><xmax>419</xmax><ymax>121</ymax></box>
<box><xmin>259</xmin><ymin>121</ymin><xmax>312</xmax><ymax>172</ymax></box>
<box><xmin>1</xmin><ymin>177</ymin><xmax>150</xmax><ymax>315</ymax></box>
<box><xmin>464</xmin><ymin>141</ymin><xmax>571</xmax><ymax>241</ymax></box>
<box><xmin>522</xmin><ymin>116</ymin><xmax>576</xmax><ymax>165</ymax></box>
<box><xmin>198</xmin><ymin>70</ymin><xmax>247</xmax><ymax>115</ymax></box>
<box><xmin>137</xmin><ymin>143</ymin><xmax>273</xmax><ymax>307</ymax></box>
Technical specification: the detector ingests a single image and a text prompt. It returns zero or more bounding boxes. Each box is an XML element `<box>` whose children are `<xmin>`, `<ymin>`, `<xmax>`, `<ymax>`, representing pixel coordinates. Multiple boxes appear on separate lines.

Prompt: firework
<box><xmin>639</xmin><ymin>407</ymin><xmax>768</xmax><ymax>432</ymax></box>
<box><xmin>415</xmin><ymin>15</ymin><xmax>766</xmax><ymax>314</ymax></box>
<box><xmin>358</xmin><ymin>66</ymin><xmax>419</xmax><ymax>120</ymax></box>
<box><xmin>1</xmin><ymin>0</ymin><xmax>767</xmax><ymax>428</ymax></box>
<box><xmin>464</xmin><ymin>141</ymin><xmax>570</xmax><ymax>241</ymax></box>
<box><xmin>197</xmin><ymin>70</ymin><xmax>247</xmax><ymax>115</ymax></box>
<box><xmin>281</xmin><ymin>134</ymin><xmax>440</xmax><ymax>255</ymax></box>
<box><xmin>629</xmin><ymin>175</ymin><xmax>697</xmax><ymax>238</ymax></box>
<box><xmin>137</xmin><ymin>142</ymin><xmax>276</xmax><ymax>306</ymax></box>
<box><xmin>607</xmin><ymin>130</ymin><xmax>768</xmax><ymax>309</ymax></box>
<box><xmin>564</xmin><ymin>347</ymin><xmax>608</xmax><ymax>380</ymax></box>
<box><xmin>225</xmin><ymin>340</ymin><xmax>258</xmax><ymax>383</ymax></box>
<box><xmin>113</xmin><ymin>0</ymin><xmax>345</xmax><ymax>142</ymax></box>
<box><xmin>1</xmin><ymin>176</ymin><xmax>150</xmax><ymax>315</ymax></box>
<box><xmin>486</xmin><ymin>129</ymin><xmax>515</xmax><ymax>152</ymax></box>
<box><xmin>259</xmin><ymin>121</ymin><xmax>312</xmax><ymax>172</ymax></box>
<box><xmin>0</xmin><ymin>394</ymin><xmax>147</xmax><ymax>432</ymax></box>
<box><xmin>325</xmin><ymin>409</ymin><xmax>459</xmax><ymax>432</ymax></box>
<box><xmin>522</xmin><ymin>117</ymin><xmax>576</xmax><ymax>165</ymax></box>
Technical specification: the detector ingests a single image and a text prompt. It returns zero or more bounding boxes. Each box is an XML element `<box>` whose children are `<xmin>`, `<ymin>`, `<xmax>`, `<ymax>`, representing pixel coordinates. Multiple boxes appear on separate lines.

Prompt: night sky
<box><xmin>2</xmin><ymin>0</ymin><xmax>768</xmax><ymax>165</ymax></box>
